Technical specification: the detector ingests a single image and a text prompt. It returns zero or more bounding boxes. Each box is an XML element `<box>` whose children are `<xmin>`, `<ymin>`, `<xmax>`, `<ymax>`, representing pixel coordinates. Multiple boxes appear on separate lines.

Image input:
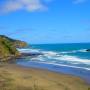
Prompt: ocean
<box><xmin>17</xmin><ymin>43</ymin><xmax>90</xmax><ymax>83</ymax></box>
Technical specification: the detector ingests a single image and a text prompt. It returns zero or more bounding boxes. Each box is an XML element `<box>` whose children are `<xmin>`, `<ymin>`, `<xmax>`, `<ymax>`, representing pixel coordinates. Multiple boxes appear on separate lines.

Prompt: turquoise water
<box><xmin>31</xmin><ymin>43</ymin><xmax>90</xmax><ymax>59</ymax></box>
<box><xmin>26</xmin><ymin>43</ymin><xmax>90</xmax><ymax>70</ymax></box>
<box><xmin>17</xmin><ymin>43</ymin><xmax>90</xmax><ymax>83</ymax></box>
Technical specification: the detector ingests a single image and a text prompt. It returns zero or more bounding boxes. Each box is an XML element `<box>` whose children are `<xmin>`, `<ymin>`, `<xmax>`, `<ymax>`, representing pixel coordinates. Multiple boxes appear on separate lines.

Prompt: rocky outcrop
<box><xmin>86</xmin><ymin>49</ymin><xmax>90</xmax><ymax>52</ymax></box>
<box><xmin>0</xmin><ymin>35</ymin><xmax>27</xmax><ymax>61</ymax></box>
<box><xmin>13</xmin><ymin>40</ymin><xmax>27</xmax><ymax>48</ymax></box>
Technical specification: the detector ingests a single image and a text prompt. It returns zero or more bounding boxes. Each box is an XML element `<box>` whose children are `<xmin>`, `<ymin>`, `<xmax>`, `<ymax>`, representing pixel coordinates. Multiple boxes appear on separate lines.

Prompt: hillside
<box><xmin>0</xmin><ymin>35</ymin><xmax>27</xmax><ymax>61</ymax></box>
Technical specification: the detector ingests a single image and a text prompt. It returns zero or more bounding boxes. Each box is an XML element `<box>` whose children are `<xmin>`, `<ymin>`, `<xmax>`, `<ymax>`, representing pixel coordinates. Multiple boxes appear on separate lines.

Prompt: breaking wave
<box><xmin>18</xmin><ymin>48</ymin><xmax>90</xmax><ymax>71</ymax></box>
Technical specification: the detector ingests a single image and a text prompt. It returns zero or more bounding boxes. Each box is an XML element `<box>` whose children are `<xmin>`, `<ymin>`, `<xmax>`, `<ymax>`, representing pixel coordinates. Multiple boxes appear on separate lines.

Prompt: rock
<box><xmin>86</xmin><ymin>49</ymin><xmax>90</xmax><ymax>52</ymax></box>
<box><xmin>21</xmin><ymin>52</ymin><xmax>43</xmax><ymax>57</ymax></box>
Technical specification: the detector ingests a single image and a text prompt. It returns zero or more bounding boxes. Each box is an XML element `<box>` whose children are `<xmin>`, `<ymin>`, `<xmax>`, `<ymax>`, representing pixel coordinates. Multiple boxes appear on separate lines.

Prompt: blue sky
<box><xmin>0</xmin><ymin>0</ymin><xmax>90</xmax><ymax>44</ymax></box>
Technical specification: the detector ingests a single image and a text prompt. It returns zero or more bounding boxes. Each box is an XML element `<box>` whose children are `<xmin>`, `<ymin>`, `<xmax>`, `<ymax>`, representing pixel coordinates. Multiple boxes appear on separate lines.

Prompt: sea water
<box><xmin>17</xmin><ymin>43</ymin><xmax>90</xmax><ymax>83</ymax></box>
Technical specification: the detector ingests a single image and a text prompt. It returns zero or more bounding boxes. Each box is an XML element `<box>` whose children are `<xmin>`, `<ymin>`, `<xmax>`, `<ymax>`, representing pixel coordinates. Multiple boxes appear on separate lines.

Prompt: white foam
<box><xmin>32</xmin><ymin>61</ymin><xmax>90</xmax><ymax>71</ymax></box>
<box><xmin>18</xmin><ymin>48</ymin><xmax>41</xmax><ymax>53</ymax></box>
<box><xmin>42</xmin><ymin>51</ymin><xmax>58</xmax><ymax>56</ymax></box>
<box><xmin>55</xmin><ymin>55</ymin><xmax>90</xmax><ymax>64</ymax></box>
<box><xmin>18</xmin><ymin>48</ymin><xmax>90</xmax><ymax>70</ymax></box>
<box><xmin>78</xmin><ymin>49</ymin><xmax>87</xmax><ymax>52</ymax></box>
<box><xmin>60</xmin><ymin>49</ymin><xmax>87</xmax><ymax>54</ymax></box>
<box><xmin>27</xmin><ymin>49</ymin><xmax>90</xmax><ymax>65</ymax></box>
<box><xmin>40</xmin><ymin>50</ymin><xmax>90</xmax><ymax>65</ymax></box>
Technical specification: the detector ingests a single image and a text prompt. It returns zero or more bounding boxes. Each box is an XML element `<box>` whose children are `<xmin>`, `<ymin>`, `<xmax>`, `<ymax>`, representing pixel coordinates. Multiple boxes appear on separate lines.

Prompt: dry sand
<box><xmin>0</xmin><ymin>63</ymin><xmax>90</xmax><ymax>90</ymax></box>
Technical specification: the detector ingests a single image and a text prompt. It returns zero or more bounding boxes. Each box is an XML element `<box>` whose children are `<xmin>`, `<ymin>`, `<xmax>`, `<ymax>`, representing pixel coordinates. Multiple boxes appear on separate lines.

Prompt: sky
<box><xmin>0</xmin><ymin>0</ymin><xmax>90</xmax><ymax>44</ymax></box>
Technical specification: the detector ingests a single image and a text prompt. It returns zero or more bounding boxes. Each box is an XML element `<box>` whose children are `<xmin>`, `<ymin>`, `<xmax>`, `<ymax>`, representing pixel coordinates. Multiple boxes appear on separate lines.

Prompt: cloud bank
<box><xmin>0</xmin><ymin>0</ymin><xmax>52</xmax><ymax>13</ymax></box>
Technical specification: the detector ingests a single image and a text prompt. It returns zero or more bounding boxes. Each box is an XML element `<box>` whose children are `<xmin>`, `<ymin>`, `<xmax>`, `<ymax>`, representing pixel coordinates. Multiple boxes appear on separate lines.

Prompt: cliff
<box><xmin>0</xmin><ymin>35</ymin><xmax>27</xmax><ymax>61</ymax></box>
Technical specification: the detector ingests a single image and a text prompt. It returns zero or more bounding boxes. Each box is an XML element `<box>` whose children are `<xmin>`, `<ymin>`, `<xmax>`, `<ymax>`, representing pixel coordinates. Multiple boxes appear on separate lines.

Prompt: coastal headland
<box><xmin>0</xmin><ymin>35</ymin><xmax>90</xmax><ymax>90</ymax></box>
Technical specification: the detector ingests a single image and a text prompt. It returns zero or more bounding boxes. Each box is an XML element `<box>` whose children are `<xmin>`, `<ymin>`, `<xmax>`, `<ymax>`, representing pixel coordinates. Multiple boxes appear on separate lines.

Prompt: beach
<box><xmin>17</xmin><ymin>43</ymin><xmax>90</xmax><ymax>84</ymax></box>
<box><xmin>0</xmin><ymin>63</ymin><xmax>89</xmax><ymax>90</ymax></box>
<box><xmin>0</xmin><ymin>0</ymin><xmax>90</xmax><ymax>89</ymax></box>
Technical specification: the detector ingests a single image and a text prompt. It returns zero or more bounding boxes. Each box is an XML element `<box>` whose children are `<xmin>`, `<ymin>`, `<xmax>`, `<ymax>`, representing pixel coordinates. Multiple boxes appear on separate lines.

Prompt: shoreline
<box><xmin>18</xmin><ymin>64</ymin><xmax>90</xmax><ymax>84</ymax></box>
<box><xmin>17</xmin><ymin>60</ymin><xmax>90</xmax><ymax>84</ymax></box>
<box><xmin>0</xmin><ymin>63</ymin><xmax>90</xmax><ymax>90</ymax></box>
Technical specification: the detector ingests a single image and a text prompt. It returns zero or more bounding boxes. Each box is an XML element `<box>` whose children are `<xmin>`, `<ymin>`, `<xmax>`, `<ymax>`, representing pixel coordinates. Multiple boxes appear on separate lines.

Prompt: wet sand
<box><xmin>0</xmin><ymin>63</ymin><xmax>90</xmax><ymax>90</ymax></box>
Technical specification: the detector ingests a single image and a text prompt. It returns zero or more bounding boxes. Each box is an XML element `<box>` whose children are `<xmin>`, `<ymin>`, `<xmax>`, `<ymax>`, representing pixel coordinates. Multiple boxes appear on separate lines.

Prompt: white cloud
<box><xmin>73</xmin><ymin>0</ymin><xmax>87</xmax><ymax>4</ymax></box>
<box><xmin>0</xmin><ymin>0</ymin><xmax>52</xmax><ymax>13</ymax></box>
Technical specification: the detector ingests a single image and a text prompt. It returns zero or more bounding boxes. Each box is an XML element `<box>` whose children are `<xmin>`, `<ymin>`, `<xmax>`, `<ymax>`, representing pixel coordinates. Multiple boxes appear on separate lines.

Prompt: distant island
<box><xmin>0</xmin><ymin>35</ymin><xmax>27</xmax><ymax>61</ymax></box>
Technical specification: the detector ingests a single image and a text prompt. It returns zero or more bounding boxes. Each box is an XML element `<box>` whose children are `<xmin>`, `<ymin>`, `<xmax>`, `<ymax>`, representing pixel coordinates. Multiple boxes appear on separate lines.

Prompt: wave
<box><xmin>18</xmin><ymin>48</ymin><xmax>41</xmax><ymax>53</ymax></box>
<box><xmin>18</xmin><ymin>48</ymin><xmax>90</xmax><ymax>64</ymax></box>
<box><xmin>30</xmin><ymin>54</ymin><xmax>90</xmax><ymax>65</ymax></box>
<box><xmin>40</xmin><ymin>50</ymin><xmax>90</xmax><ymax>63</ymax></box>
<box><xmin>55</xmin><ymin>55</ymin><xmax>90</xmax><ymax>64</ymax></box>
<box><xmin>30</xmin><ymin>61</ymin><xmax>90</xmax><ymax>71</ymax></box>
<box><xmin>18</xmin><ymin>48</ymin><xmax>90</xmax><ymax>70</ymax></box>
<box><xmin>18</xmin><ymin>48</ymin><xmax>87</xmax><ymax>54</ymax></box>
<box><xmin>60</xmin><ymin>49</ymin><xmax>87</xmax><ymax>54</ymax></box>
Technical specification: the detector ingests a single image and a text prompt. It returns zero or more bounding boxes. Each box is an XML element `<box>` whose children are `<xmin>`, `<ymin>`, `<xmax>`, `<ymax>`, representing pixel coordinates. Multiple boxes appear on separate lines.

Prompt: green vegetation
<box><xmin>0</xmin><ymin>35</ymin><xmax>27</xmax><ymax>48</ymax></box>
<box><xmin>0</xmin><ymin>35</ymin><xmax>27</xmax><ymax>61</ymax></box>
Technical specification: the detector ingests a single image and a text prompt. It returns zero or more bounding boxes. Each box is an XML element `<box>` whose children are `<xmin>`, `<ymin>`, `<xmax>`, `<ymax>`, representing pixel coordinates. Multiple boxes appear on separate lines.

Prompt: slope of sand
<box><xmin>0</xmin><ymin>64</ymin><xmax>89</xmax><ymax>90</ymax></box>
